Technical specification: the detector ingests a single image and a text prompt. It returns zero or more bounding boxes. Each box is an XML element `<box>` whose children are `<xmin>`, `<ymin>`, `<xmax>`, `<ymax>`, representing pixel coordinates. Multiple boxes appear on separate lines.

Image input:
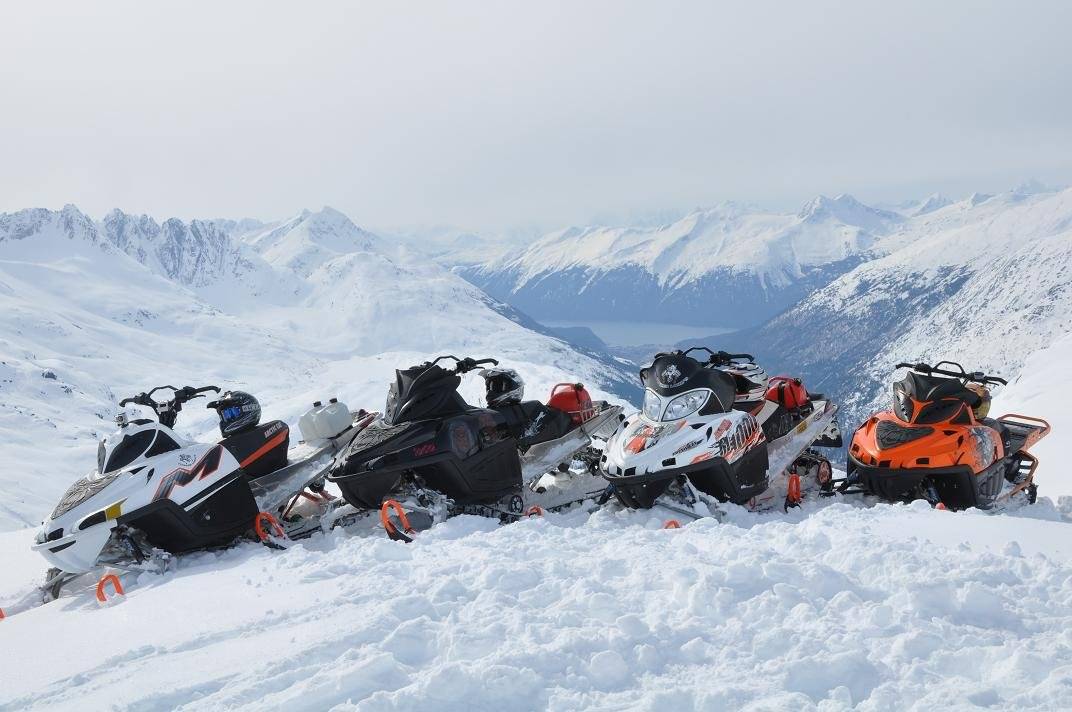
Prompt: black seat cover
<box><xmin>497</xmin><ymin>401</ymin><xmax>574</xmax><ymax>448</ymax></box>
<box><xmin>220</xmin><ymin>420</ymin><xmax>290</xmax><ymax>479</ymax></box>
<box><xmin>901</xmin><ymin>373</ymin><xmax>979</xmax><ymax>406</ymax></box>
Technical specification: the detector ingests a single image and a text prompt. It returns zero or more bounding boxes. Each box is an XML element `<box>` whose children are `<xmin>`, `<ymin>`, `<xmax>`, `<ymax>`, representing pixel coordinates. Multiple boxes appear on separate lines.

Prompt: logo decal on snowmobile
<box><xmin>178</xmin><ymin>454</ymin><xmax>194</xmax><ymax>466</ymax></box>
<box><xmin>412</xmin><ymin>441</ymin><xmax>437</xmax><ymax>457</ymax></box>
<box><xmin>659</xmin><ymin>364</ymin><xmax>683</xmax><ymax>387</ymax></box>
<box><xmin>450</xmin><ymin>423</ymin><xmax>475</xmax><ymax>455</ymax></box>
<box><xmin>523</xmin><ymin>411</ymin><xmax>546</xmax><ymax>439</ymax></box>
<box><xmin>152</xmin><ymin>446</ymin><xmax>224</xmax><ymax>502</ymax></box>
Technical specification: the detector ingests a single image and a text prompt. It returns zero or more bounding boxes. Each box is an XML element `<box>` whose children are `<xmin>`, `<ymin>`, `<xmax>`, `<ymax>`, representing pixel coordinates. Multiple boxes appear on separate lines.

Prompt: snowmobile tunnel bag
<box><xmin>220</xmin><ymin>420</ymin><xmax>290</xmax><ymax>479</ymax></box>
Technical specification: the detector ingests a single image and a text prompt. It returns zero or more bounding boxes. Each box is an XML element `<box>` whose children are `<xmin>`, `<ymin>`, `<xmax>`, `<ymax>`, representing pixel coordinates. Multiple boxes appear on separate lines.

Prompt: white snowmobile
<box><xmin>28</xmin><ymin>385</ymin><xmax>370</xmax><ymax>602</ymax></box>
<box><xmin>599</xmin><ymin>348</ymin><xmax>842</xmax><ymax>519</ymax></box>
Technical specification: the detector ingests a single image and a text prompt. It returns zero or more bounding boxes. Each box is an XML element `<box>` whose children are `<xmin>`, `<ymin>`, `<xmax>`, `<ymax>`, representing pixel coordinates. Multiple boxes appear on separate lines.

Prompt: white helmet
<box><xmin>480</xmin><ymin>367</ymin><xmax>525</xmax><ymax>407</ymax></box>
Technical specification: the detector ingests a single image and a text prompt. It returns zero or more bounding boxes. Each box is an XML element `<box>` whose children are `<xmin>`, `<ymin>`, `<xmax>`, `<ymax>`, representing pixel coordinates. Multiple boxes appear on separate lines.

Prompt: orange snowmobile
<box><xmin>843</xmin><ymin>361</ymin><xmax>1050</xmax><ymax>510</ymax></box>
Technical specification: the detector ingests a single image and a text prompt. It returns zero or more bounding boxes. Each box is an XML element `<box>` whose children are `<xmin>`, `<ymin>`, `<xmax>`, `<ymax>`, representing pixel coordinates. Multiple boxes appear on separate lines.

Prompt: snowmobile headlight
<box><xmin>661</xmin><ymin>389</ymin><xmax>709</xmax><ymax>421</ymax></box>
<box><xmin>642</xmin><ymin>390</ymin><xmax>663</xmax><ymax>421</ymax></box>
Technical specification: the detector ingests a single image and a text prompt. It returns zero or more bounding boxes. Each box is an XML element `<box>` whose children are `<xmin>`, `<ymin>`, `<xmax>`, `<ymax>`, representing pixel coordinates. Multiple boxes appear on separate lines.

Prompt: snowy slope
<box><xmin>2</xmin><ymin>499</ymin><xmax>1072</xmax><ymax>710</ymax></box>
<box><xmin>716</xmin><ymin>187</ymin><xmax>1072</xmax><ymax>453</ymax></box>
<box><xmin>994</xmin><ymin>332</ymin><xmax>1072</xmax><ymax>496</ymax></box>
<box><xmin>460</xmin><ymin>196</ymin><xmax>905</xmax><ymax>327</ymax></box>
<box><xmin>0</xmin><ymin>205</ymin><xmax>636</xmax><ymax>531</ymax></box>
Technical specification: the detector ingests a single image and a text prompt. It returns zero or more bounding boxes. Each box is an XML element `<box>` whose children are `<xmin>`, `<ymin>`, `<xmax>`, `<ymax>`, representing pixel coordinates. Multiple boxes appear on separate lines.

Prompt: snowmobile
<box><xmin>28</xmin><ymin>385</ymin><xmax>370</xmax><ymax>601</ymax></box>
<box><xmin>843</xmin><ymin>361</ymin><xmax>1050</xmax><ymax>510</ymax></box>
<box><xmin>327</xmin><ymin>355</ymin><xmax>623</xmax><ymax>536</ymax></box>
<box><xmin>599</xmin><ymin>348</ymin><xmax>842</xmax><ymax>517</ymax></box>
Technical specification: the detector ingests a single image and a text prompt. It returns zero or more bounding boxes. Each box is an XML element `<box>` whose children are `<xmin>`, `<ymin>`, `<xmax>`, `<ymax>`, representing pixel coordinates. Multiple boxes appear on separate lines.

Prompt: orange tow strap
<box><xmin>787</xmin><ymin>473</ymin><xmax>802</xmax><ymax>505</ymax></box>
<box><xmin>96</xmin><ymin>573</ymin><xmax>124</xmax><ymax>603</ymax></box>
<box><xmin>254</xmin><ymin>511</ymin><xmax>286</xmax><ymax>543</ymax></box>
<box><xmin>380</xmin><ymin>500</ymin><xmax>416</xmax><ymax>542</ymax></box>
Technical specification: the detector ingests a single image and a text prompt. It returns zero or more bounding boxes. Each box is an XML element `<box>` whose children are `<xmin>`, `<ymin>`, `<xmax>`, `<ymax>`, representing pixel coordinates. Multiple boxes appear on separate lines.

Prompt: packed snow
<box><xmin>3</xmin><ymin>498</ymin><xmax>1072</xmax><ymax>710</ymax></box>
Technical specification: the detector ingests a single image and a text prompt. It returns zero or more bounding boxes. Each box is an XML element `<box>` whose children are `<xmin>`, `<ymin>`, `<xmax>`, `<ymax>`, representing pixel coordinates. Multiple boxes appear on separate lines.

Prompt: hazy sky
<box><xmin>2</xmin><ymin>1</ymin><xmax>1070</xmax><ymax>232</ymax></box>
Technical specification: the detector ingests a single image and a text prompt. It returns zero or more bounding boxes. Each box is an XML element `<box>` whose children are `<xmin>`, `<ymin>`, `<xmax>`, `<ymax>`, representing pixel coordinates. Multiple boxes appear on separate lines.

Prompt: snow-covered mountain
<box><xmin>0</xmin><ymin>205</ymin><xmax>637</xmax><ymax>531</ymax></box>
<box><xmin>460</xmin><ymin>195</ymin><xmax>907</xmax><ymax>328</ymax></box>
<box><xmin>724</xmin><ymin>187</ymin><xmax>1072</xmax><ymax>461</ymax></box>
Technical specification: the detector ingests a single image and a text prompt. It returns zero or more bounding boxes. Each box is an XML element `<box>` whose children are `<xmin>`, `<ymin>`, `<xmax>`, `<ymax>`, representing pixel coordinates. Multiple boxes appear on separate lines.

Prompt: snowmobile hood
<box><xmin>33</xmin><ymin>462</ymin><xmax>153</xmax><ymax>574</ymax></box>
<box><xmin>602</xmin><ymin>409</ymin><xmax>762</xmax><ymax>481</ymax></box>
<box><xmin>329</xmin><ymin>417</ymin><xmax>432</xmax><ymax>479</ymax></box>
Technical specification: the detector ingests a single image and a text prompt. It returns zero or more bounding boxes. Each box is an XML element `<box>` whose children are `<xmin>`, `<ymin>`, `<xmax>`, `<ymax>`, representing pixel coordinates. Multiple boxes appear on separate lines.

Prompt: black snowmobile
<box><xmin>327</xmin><ymin>355</ymin><xmax>622</xmax><ymax>531</ymax></box>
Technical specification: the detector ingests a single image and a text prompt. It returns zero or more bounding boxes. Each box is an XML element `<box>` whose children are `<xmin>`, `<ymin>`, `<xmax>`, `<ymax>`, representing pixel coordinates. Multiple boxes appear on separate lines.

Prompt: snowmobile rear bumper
<box><xmin>847</xmin><ymin>454</ymin><xmax>1005</xmax><ymax>510</ymax></box>
<box><xmin>603</xmin><ymin>445</ymin><xmax>769</xmax><ymax>508</ymax></box>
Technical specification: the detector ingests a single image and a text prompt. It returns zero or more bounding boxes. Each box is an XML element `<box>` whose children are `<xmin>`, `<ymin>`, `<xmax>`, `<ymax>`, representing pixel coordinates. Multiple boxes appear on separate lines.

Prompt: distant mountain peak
<box><xmin>797</xmin><ymin>193</ymin><xmax>902</xmax><ymax>229</ymax></box>
<box><xmin>912</xmin><ymin>193</ymin><xmax>952</xmax><ymax>216</ymax></box>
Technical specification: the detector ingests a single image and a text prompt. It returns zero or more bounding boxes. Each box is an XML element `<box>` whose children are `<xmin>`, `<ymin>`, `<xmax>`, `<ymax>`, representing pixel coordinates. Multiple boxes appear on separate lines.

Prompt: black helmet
<box><xmin>210</xmin><ymin>390</ymin><xmax>261</xmax><ymax>437</ymax></box>
<box><xmin>480</xmin><ymin>367</ymin><xmax>524</xmax><ymax>407</ymax></box>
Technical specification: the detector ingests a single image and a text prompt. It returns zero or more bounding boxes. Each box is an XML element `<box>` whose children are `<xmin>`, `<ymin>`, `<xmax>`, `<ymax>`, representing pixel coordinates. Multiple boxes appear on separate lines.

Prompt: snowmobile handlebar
<box><xmin>895</xmin><ymin>362</ymin><xmax>1007</xmax><ymax>386</ymax></box>
<box><xmin>119</xmin><ymin>385</ymin><xmax>221</xmax><ymax>408</ymax></box>
<box><xmin>681</xmin><ymin>347</ymin><xmax>755</xmax><ymax>365</ymax></box>
<box><xmin>423</xmin><ymin>355</ymin><xmax>499</xmax><ymax>374</ymax></box>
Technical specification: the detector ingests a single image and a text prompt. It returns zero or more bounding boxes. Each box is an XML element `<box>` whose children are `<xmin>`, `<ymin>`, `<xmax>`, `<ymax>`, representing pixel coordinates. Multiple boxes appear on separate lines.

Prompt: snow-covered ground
<box><xmin>3</xmin><ymin>498</ymin><xmax>1072</xmax><ymax>710</ymax></box>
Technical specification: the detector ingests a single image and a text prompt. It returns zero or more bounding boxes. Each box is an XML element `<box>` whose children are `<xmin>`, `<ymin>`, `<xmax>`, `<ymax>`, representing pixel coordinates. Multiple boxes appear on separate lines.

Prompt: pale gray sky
<box><xmin>2</xmin><ymin>1</ymin><xmax>1070</xmax><ymax>232</ymax></box>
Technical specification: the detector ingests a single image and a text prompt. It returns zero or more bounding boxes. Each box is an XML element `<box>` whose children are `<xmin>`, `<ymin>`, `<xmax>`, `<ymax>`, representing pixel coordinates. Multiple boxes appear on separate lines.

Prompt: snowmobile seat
<box><xmin>899</xmin><ymin>372</ymin><xmax>980</xmax><ymax>407</ymax></box>
<box><xmin>496</xmin><ymin>401</ymin><xmax>574</xmax><ymax>448</ymax></box>
<box><xmin>220</xmin><ymin>420</ymin><xmax>290</xmax><ymax>479</ymax></box>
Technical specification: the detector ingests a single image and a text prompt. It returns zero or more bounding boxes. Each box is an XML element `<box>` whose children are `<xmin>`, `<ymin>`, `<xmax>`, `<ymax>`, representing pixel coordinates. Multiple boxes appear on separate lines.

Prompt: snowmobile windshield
<box><xmin>640</xmin><ymin>353</ymin><xmax>736</xmax><ymax>416</ymax></box>
<box><xmin>101</xmin><ymin>429</ymin><xmax>156</xmax><ymax>473</ymax></box>
<box><xmin>386</xmin><ymin>363</ymin><xmax>466</xmax><ymax>424</ymax></box>
<box><xmin>893</xmin><ymin>373</ymin><xmax>979</xmax><ymax>424</ymax></box>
